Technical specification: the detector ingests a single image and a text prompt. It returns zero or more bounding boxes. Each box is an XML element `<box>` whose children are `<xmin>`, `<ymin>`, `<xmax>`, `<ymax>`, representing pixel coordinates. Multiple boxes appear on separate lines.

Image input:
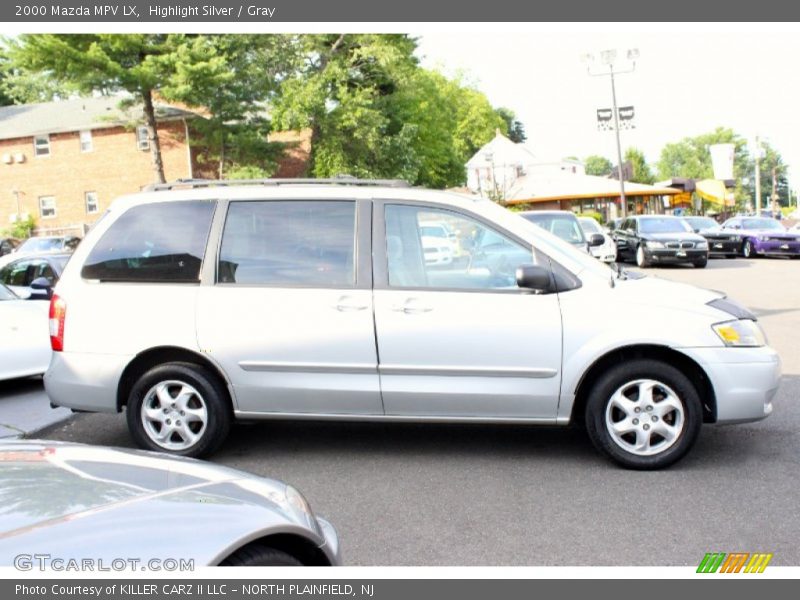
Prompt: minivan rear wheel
<box><xmin>584</xmin><ymin>359</ymin><xmax>702</xmax><ymax>469</ymax></box>
<box><xmin>127</xmin><ymin>362</ymin><xmax>231</xmax><ymax>457</ymax></box>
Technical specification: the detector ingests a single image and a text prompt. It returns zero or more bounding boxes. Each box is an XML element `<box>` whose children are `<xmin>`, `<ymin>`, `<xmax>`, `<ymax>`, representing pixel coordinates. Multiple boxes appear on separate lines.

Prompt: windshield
<box><xmin>742</xmin><ymin>218</ymin><xmax>784</xmax><ymax>230</ymax></box>
<box><xmin>18</xmin><ymin>237</ymin><xmax>63</xmax><ymax>253</ymax></box>
<box><xmin>578</xmin><ymin>218</ymin><xmax>602</xmax><ymax>234</ymax></box>
<box><xmin>638</xmin><ymin>218</ymin><xmax>693</xmax><ymax>234</ymax></box>
<box><xmin>684</xmin><ymin>217</ymin><xmax>718</xmax><ymax>230</ymax></box>
<box><xmin>520</xmin><ymin>213</ymin><xmax>586</xmax><ymax>244</ymax></box>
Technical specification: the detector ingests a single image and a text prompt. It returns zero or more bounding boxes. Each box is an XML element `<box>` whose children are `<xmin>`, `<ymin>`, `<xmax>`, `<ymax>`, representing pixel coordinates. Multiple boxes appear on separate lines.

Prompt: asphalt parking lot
<box><xmin>10</xmin><ymin>257</ymin><xmax>800</xmax><ymax>566</ymax></box>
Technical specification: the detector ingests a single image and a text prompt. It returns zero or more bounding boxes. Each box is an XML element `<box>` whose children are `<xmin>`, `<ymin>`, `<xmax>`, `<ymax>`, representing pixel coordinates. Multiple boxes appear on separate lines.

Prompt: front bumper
<box><xmin>704</xmin><ymin>238</ymin><xmax>740</xmax><ymax>255</ymax></box>
<box><xmin>752</xmin><ymin>240</ymin><xmax>800</xmax><ymax>256</ymax></box>
<box><xmin>316</xmin><ymin>517</ymin><xmax>342</xmax><ymax>565</ymax></box>
<box><xmin>645</xmin><ymin>248</ymin><xmax>708</xmax><ymax>263</ymax></box>
<box><xmin>44</xmin><ymin>351</ymin><xmax>131</xmax><ymax>413</ymax></box>
<box><xmin>678</xmin><ymin>345</ymin><xmax>781</xmax><ymax>423</ymax></box>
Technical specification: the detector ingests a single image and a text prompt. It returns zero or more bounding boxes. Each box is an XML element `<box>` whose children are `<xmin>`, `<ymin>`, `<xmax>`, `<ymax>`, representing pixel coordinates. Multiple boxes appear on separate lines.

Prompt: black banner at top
<box><xmin>4</xmin><ymin>0</ymin><xmax>800</xmax><ymax>22</ymax></box>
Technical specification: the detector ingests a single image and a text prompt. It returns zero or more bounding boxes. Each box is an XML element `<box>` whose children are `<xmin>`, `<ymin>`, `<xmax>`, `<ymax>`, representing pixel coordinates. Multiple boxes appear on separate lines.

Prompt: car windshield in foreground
<box><xmin>684</xmin><ymin>217</ymin><xmax>719</xmax><ymax>230</ymax></box>
<box><xmin>17</xmin><ymin>238</ymin><xmax>63</xmax><ymax>253</ymax></box>
<box><xmin>638</xmin><ymin>218</ymin><xmax>693</xmax><ymax>234</ymax></box>
<box><xmin>521</xmin><ymin>213</ymin><xmax>585</xmax><ymax>244</ymax></box>
<box><xmin>742</xmin><ymin>218</ymin><xmax>784</xmax><ymax>230</ymax></box>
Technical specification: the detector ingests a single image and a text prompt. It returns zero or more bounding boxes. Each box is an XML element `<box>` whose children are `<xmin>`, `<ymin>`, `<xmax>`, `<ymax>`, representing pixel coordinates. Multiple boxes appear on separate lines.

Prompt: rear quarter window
<box><xmin>81</xmin><ymin>200</ymin><xmax>215</xmax><ymax>282</ymax></box>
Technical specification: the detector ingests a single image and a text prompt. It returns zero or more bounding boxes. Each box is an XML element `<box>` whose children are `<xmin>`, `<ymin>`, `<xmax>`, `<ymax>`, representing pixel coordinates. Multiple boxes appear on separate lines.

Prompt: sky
<box><xmin>415</xmin><ymin>25</ymin><xmax>800</xmax><ymax>194</ymax></box>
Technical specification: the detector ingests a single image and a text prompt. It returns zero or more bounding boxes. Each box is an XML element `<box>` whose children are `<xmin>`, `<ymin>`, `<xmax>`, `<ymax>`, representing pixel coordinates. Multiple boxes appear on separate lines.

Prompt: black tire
<box><xmin>742</xmin><ymin>239</ymin><xmax>756</xmax><ymax>258</ymax></box>
<box><xmin>584</xmin><ymin>359</ymin><xmax>703</xmax><ymax>470</ymax></box>
<box><xmin>635</xmin><ymin>244</ymin><xmax>650</xmax><ymax>268</ymax></box>
<box><xmin>126</xmin><ymin>362</ymin><xmax>231</xmax><ymax>458</ymax></box>
<box><xmin>693</xmin><ymin>258</ymin><xmax>708</xmax><ymax>268</ymax></box>
<box><xmin>220</xmin><ymin>545</ymin><xmax>303</xmax><ymax>566</ymax></box>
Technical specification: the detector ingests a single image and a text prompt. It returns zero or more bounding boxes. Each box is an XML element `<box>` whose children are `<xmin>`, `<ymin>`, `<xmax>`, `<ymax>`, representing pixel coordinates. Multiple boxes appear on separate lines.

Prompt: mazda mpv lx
<box><xmin>44</xmin><ymin>179</ymin><xmax>780</xmax><ymax>469</ymax></box>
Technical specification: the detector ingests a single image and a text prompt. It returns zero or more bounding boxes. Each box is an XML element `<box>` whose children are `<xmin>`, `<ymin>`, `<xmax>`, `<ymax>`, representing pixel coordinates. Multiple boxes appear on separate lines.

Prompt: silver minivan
<box><xmin>44</xmin><ymin>179</ymin><xmax>780</xmax><ymax>469</ymax></box>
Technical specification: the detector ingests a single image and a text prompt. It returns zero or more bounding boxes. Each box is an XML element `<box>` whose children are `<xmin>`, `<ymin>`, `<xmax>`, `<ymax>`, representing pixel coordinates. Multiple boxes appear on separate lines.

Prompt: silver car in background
<box><xmin>44</xmin><ymin>179</ymin><xmax>780</xmax><ymax>470</ymax></box>
<box><xmin>0</xmin><ymin>440</ymin><xmax>340</xmax><ymax>566</ymax></box>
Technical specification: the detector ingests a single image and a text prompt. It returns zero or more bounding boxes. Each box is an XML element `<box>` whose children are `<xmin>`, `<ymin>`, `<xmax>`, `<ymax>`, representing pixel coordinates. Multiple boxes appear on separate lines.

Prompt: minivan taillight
<box><xmin>49</xmin><ymin>294</ymin><xmax>66</xmax><ymax>352</ymax></box>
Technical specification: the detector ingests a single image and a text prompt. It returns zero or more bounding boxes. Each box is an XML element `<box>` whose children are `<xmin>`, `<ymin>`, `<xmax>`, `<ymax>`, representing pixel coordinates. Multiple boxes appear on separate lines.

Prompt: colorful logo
<box><xmin>697</xmin><ymin>552</ymin><xmax>773</xmax><ymax>573</ymax></box>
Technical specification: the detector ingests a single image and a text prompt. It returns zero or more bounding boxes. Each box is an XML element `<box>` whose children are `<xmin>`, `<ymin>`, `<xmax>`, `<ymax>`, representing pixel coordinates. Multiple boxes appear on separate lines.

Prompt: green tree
<box><xmin>624</xmin><ymin>147</ymin><xmax>655</xmax><ymax>184</ymax></box>
<box><xmin>7</xmin><ymin>34</ymin><xmax>232</xmax><ymax>183</ymax></box>
<box><xmin>495</xmin><ymin>107</ymin><xmax>526</xmax><ymax>143</ymax></box>
<box><xmin>0</xmin><ymin>45</ymin><xmax>74</xmax><ymax>105</ymax></box>
<box><xmin>271</xmin><ymin>34</ymin><xmax>421</xmax><ymax>180</ymax></box>
<box><xmin>744</xmin><ymin>141</ymin><xmax>789</xmax><ymax>209</ymax></box>
<box><xmin>165</xmin><ymin>34</ymin><xmax>300</xmax><ymax>178</ymax></box>
<box><xmin>584</xmin><ymin>155</ymin><xmax>613</xmax><ymax>176</ymax></box>
<box><xmin>657</xmin><ymin>127</ymin><xmax>749</xmax><ymax>182</ymax></box>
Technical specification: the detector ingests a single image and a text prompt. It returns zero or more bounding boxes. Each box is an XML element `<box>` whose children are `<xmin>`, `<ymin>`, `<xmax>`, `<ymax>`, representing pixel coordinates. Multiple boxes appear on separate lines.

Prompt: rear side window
<box><xmin>218</xmin><ymin>200</ymin><xmax>356</xmax><ymax>287</ymax></box>
<box><xmin>81</xmin><ymin>201</ymin><xmax>215</xmax><ymax>282</ymax></box>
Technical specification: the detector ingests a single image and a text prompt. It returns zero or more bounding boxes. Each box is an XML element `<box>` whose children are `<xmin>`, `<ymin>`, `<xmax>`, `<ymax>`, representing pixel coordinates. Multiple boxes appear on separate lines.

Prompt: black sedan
<box><xmin>0</xmin><ymin>252</ymin><xmax>70</xmax><ymax>299</ymax></box>
<box><xmin>683</xmin><ymin>216</ymin><xmax>741</xmax><ymax>258</ymax></box>
<box><xmin>613</xmin><ymin>215</ymin><xmax>709</xmax><ymax>268</ymax></box>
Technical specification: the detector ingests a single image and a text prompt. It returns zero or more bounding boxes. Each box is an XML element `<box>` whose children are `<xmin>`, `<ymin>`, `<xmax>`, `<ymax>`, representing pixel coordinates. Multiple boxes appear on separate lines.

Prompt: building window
<box><xmin>136</xmin><ymin>126</ymin><xmax>150</xmax><ymax>151</ymax></box>
<box><xmin>79</xmin><ymin>130</ymin><xmax>93</xmax><ymax>152</ymax></box>
<box><xmin>34</xmin><ymin>134</ymin><xmax>50</xmax><ymax>157</ymax></box>
<box><xmin>39</xmin><ymin>196</ymin><xmax>56</xmax><ymax>219</ymax></box>
<box><xmin>85</xmin><ymin>191</ymin><xmax>98</xmax><ymax>214</ymax></box>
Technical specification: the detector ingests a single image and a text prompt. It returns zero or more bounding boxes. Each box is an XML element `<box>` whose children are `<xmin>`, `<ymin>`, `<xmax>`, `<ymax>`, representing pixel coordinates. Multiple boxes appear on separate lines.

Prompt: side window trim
<box><xmin>372</xmin><ymin>199</ymin><xmax>565</xmax><ymax>295</ymax></box>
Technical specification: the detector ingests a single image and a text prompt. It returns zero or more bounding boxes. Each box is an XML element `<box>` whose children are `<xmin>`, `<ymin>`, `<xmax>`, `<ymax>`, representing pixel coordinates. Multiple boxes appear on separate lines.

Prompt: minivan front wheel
<box><xmin>585</xmin><ymin>359</ymin><xmax>702</xmax><ymax>469</ymax></box>
<box><xmin>127</xmin><ymin>362</ymin><xmax>231</xmax><ymax>457</ymax></box>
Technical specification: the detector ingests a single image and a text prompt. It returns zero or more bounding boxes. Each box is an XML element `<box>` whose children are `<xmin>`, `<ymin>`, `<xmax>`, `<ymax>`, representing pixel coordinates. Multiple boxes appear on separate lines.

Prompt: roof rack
<box><xmin>142</xmin><ymin>175</ymin><xmax>412</xmax><ymax>192</ymax></box>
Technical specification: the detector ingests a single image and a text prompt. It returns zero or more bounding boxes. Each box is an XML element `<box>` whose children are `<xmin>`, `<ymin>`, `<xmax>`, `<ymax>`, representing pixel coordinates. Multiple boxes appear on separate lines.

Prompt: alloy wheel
<box><xmin>141</xmin><ymin>380</ymin><xmax>209</xmax><ymax>451</ymax></box>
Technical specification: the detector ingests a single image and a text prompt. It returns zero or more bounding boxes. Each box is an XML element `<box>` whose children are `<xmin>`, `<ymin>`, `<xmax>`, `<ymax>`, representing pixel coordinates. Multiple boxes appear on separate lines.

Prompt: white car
<box><xmin>0</xmin><ymin>284</ymin><xmax>51</xmax><ymax>381</ymax></box>
<box><xmin>578</xmin><ymin>217</ymin><xmax>617</xmax><ymax>263</ymax></box>
<box><xmin>419</xmin><ymin>221</ymin><xmax>457</xmax><ymax>266</ymax></box>
<box><xmin>44</xmin><ymin>178</ymin><xmax>780</xmax><ymax>470</ymax></box>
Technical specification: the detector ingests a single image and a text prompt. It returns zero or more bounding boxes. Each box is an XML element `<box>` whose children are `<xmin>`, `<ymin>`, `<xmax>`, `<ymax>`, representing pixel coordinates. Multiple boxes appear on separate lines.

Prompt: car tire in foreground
<box><xmin>585</xmin><ymin>359</ymin><xmax>702</xmax><ymax>470</ymax></box>
<box><xmin>694</xmin><ymin>258</ymin><xmax>708</xmax><ymax>268</ymax></box>
<box><xmin>220</xmin><ymin>545</ymin><xmax>303</xmax><ymax>566</ymax></box>
<box><xmin>126</xmin><ymin>362</ymin><xmax>231</xmax><ymax>457</ymax></box>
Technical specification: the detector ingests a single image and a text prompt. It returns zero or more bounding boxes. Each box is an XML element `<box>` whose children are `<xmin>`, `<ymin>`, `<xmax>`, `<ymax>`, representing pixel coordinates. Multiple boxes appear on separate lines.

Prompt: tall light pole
<box><xmin>583</xmin><ymin>48</ymin><xmax>639</xmax><ymax>219</ymax></box>
<box><xmin>754</xmin><ymin>135</ymin><xmax>762</xmax><ymax>216</ymax></box>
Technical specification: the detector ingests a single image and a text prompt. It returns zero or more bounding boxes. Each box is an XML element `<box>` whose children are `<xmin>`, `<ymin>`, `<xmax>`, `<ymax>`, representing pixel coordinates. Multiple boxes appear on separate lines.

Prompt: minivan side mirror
<box><xmin>30</xmin><ymin>277</ymin><xmax>53</xmax><ymax>300</ymax></box>
<box><xmin>516</xmin><ymin>265</ymin><xmax>552</xmax><ymax>292</ymax></box>
<box><xmin>589</xmin><ymin>233</ymin><xmax>605</xmax><ymax>247</ymax></box>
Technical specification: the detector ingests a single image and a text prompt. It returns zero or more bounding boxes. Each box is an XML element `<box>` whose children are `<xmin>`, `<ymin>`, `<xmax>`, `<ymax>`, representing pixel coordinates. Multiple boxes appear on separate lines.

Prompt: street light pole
<box><xmin>608</xmin><ymin>67</ymin><xmax>627</xmax><ymax>218</ymax></box>
<box><xmin>584</xmin><ymin>48</ymin><xmax>638</xmax><ymax>220</ymax></box>
<box><xmin>755</xmin><ymin>136</ymin><xmax>761</xmax><ymax>217</ymax></box>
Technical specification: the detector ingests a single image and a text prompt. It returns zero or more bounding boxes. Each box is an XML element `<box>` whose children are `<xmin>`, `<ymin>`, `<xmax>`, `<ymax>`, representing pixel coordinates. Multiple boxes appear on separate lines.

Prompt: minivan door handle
<box><xmin>335</xmin><ymin>296</ymin><xmax>369</xmax><ymax>312</ymax></box>
<box><xmin>391</xmin><ymin>298</ymin><xmax>433</xmax><ymax>314</ymax></box>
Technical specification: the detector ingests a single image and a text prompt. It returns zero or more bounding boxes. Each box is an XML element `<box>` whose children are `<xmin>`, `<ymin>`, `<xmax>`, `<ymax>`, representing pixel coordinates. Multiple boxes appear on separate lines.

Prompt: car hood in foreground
<box><xmin>0</xmin><ymin>440</ymin><xmax>330</xmax><ymax>565</ymax></box>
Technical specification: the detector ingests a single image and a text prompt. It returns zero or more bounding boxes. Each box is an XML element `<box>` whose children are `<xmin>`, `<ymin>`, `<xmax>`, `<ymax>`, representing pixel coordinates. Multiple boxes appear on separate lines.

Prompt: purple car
<box><xmin>721</xmin><ymin>216</ymin><xmax>800</xmax><ymax>258</ymax></box>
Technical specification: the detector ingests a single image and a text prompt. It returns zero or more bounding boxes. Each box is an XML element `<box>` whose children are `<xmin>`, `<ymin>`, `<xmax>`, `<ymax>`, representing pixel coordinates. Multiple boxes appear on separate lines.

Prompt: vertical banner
<box><xmin>709</xmin><ymin>143</ymin><xmax>735</xmax><ymax>180</ymax></box>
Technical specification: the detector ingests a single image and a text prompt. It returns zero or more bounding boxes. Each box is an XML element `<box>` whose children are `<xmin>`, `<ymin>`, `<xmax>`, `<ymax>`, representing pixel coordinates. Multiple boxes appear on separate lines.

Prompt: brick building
<box><xmin>0</xmin><ymin>96</ymin><xmax>201</xmax><ymax>235</ymax></box>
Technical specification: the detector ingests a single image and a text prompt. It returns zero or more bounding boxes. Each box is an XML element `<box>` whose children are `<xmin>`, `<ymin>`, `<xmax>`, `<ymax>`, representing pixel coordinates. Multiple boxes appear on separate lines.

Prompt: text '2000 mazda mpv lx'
<box><xmin>43</xmin><ymin>179</ymin><xmax>780</xmax><ymax>469</ymax></box>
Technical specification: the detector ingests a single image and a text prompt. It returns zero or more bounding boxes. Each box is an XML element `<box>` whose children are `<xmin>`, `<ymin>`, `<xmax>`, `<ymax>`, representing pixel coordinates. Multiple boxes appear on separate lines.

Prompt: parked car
<box><xmin>15</xmin><ymin>235</ymin><xmax>81</xmax><ymax>254</ymax></box>
<box><xmin>577</xmin><ymin>217</ymin><xmax>617</xmax><ymax>263</ymax></box>
<box><xmin>0</xmin><ymin>440</ymin><xmax>340</xmax><ymax>566</ymax></box>
<box><xmin>721</xmin><ymin>216</ymin><xmax>800</xmax><ymax>258</ymax></box>
<box><xmin>419</xmin><ymin>221</ymin><xmax>455</xmax><ymax>266</ymax></box>
<box><xmin>0</xmin><ymin>253</ymin><xmax>69</xmax><ymax>299</ymax></box>
<box><xmin>682</xmin><ymin>216</ymin><xmax>741</xmax><ymax>258</ymax></box>
<box><xmin>0</xmin><ymin>284</ymin><xmax>50</xmax><ymax>381</ymax></box>
<box><xmin>519</xmin><ymin>210</ymin><xmax>603</xmax><ymax>253</ymax></box>
<box><xmin>613</xmin><ymin>215</ymin><xmax>709</xmax><ymax>268</ymax></box>
<box><xmin>44</xmin><ymin>179</ymin><xmax>779</xmax><ymax>469</ymax></box>
<box><xmin>0</xmin><ymin>238</ymin><xmax>20</xmax><ymax>257</ymax></box>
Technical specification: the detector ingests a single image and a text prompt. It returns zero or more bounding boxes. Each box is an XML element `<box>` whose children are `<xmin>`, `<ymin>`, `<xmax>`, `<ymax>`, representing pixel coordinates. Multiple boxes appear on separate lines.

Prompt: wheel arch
<box><xmin>116</xmin><ymin>346</ymin><xmax>234</xmax><ymax>412</ymax></box>
<box><xmin>571</xmin><ymin>344</ymin><xmax>717</xmax><ymax>425</ymax></box>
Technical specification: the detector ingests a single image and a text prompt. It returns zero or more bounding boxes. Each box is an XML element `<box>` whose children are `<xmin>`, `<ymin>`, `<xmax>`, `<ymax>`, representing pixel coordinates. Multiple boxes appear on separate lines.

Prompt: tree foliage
<box><xmin>584</xmin><ymin>155</ymin><xmax>613</xmax><ymax>176</ymax></box>
<box><xmin>624</xmin><ymin>147</ymin><xmax>655</xmax><ymax>185</ymax></box>
<box><xmin>495</xmin><ymin>107</ymin><xmax>526</xmax><ymax>143</ymax></box>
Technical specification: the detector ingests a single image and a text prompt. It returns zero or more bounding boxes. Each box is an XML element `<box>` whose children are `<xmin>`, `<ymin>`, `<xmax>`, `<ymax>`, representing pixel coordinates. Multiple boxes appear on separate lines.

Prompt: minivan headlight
<box><xmin>712</xmin><ymin>319</ymin><xmax>766</xmax><ymax>347</ymax></box>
